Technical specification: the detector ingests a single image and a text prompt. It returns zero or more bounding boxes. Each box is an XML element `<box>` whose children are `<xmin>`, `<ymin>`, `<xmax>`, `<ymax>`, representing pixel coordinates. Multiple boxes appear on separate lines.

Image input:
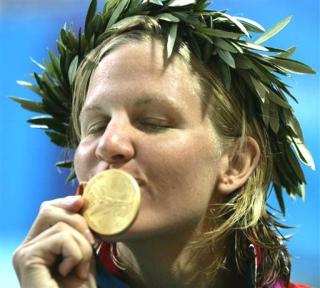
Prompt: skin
<box><xmin>13</xmin><ymin>39</ymin><xmax>260</xmax><ymax>288</ymax></box>
<box><xmin>74</xmin><ymin>40</ymin><xmax>223</xmax><ymax>242</ymax></box>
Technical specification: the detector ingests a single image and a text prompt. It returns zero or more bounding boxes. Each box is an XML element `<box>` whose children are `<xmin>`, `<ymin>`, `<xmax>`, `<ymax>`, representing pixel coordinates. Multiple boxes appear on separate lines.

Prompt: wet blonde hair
<box><xmin>72</xmin><ymin>16</ymin><xmax>290</xmax><ymax>287</ymax></box>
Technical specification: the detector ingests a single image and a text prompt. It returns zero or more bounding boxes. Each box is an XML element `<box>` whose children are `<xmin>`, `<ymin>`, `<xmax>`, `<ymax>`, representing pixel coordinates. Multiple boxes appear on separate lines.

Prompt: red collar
<box><xmin>98</xmin><ymin>242</ymin><xmax>123</xmax><ymax>279</ymax></box>
<box><xmin>97</xmin><ymin>242</ymin><xmax>310</xmax><ymax>288</ymax></box>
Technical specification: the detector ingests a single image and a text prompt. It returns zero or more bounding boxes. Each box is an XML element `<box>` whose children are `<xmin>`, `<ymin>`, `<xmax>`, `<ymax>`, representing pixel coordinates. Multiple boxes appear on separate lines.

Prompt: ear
<box><xmin>216</xmin><ymin>137</ymin><xmax>260</xmax><ymax>195</ymax></box>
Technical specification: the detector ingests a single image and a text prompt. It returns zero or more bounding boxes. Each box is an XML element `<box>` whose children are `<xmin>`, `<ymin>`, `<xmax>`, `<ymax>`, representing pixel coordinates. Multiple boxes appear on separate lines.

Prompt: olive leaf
<box><xmin>168</xmin><ymin>0</ymin><xmax>196</xmax><ymax>7</ymax></box>
<box><xmin>30</xmin><ymin>57</ymin><xmax>45</xmax><ymax>70</ymax></box>
<box><xmin>290</xmin><ymin>136</ymin><xmax>316</xmax><ymax>170</ymax></box>
<box><xmin>157</xmin><ymin>13</ymin><xmax>180</xmax><ymax>23</ymax></box>
<box><xmin>16</xmin><ymin>80</ymin><xmax>43</xmax><ymax>96</ymax></box>
<box><xmin>238</xmin><ymin>41</ymin><xmax>269</xmax><ymax>52</ymax></box>
<box><xmin>217</xmin><ymin>12</ymin><xmax>250</xmax><ymax>38</ymax></box>
<box><xmin>56</xmin><ymin>160</ymin><xmax>74</xmax><ymax>168</ymax></box>
<box><xmin>234</xmin><ymin>16</ymin><xmax>265</xmax><ymax>33</ymax></box>
<box><xmin>252</xmin><ymin>77</ymin><xmax>270</xmax><ymax>103</ymax></box>
<box><xmin>149</xmin><ymin>0</ymin><xmax>163</xmax><ymax>6</ymax></box>
<box><xmin>45</xmin><ymin>131</ymin><xmax>69</xmax><ymax>147</ymax></box>
<box><xmin>167</xmin><ymin>23</ymin><xmax>178</xmax><ymax>58</ymax></box>
<box><xmin>10</xmin><ymin>96</ymin><xmax>44</xmax><ymax>113</ymax></box>
<box><xmin>13</xmin><ymin>0</ymin><xmax>315</xmax><ymax>208</ymax></box>
<box><xmin>107</xmin><ymin>0</ymin><xmax>130</xmax><ymax>28</ymax></box>
<box><xmin>277</xmin><ymin>46</ymin><xmax>296</xmax><ymax>58</ymax></box>
<box><xmin>217</xmin><ymin>49</ymin><xmax>236</xmax><ymax>68</ymax></box>
<box><xmin>68</xmin><ymin>56</ymin><xmax>79</xmax><ymax>85</ymax></box>
<box><xmin>274</xmin><ymin>184</ymin><xmax>286</xmax><ymax>215</ymax></box>
<box><xmin>85</xmin><ymin>0</ymin><xmax>98</xmax><ymax>38</ymax></box>
<box><xmin>214</xmin><ymin>38</ymin><xmax>240</xmax><ymax>53</ymax></box>
<box><xmin>271</xmin><ymin>57</ymin><xmax>316</xmax><ymax>74</ymax></box>
<box><xmin>255</xmin><ymin>16</ymin><xmax>292</xmax><ymax>45</ymax></box>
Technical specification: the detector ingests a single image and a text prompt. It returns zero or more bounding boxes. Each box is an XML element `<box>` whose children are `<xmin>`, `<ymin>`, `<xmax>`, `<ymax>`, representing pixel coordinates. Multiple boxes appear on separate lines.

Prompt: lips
<box><xmin>89</xmin><ymin>169</ymin><xmax>145</xmax><ymax>187</ymax></box>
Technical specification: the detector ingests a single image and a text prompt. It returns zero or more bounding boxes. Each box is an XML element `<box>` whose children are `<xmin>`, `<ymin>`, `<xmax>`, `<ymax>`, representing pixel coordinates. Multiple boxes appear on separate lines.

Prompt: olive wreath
<box><xmin>12</xmin><ymin>0</ymin><xmax>316</xmax><ymax>214</ymax></box>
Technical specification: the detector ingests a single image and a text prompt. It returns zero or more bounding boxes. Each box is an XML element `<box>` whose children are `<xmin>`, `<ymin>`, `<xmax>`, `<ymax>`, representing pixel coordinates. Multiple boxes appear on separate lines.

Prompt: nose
<box><xmin>95</xmin><ymin>116</ymin><xmax>135</xmax><ymax>166</ymax></box>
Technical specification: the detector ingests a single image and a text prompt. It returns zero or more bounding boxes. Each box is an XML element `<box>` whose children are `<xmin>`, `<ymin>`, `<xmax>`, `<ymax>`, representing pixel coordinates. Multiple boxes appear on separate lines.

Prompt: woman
<box><xmin>12</xmin><ymin>0</ymin><xmax>315</xmax><ymax>287</ymax></box>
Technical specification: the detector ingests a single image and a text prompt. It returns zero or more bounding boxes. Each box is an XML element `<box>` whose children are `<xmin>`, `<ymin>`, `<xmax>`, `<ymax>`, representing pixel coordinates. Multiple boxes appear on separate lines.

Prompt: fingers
<box><xmin>14</xmin><ymin>221</ymin><xmax>94</xmax><ymax>285</ymax></box>
<box><xmin>24</xmin><ymin>195</ymin><xmax>95</xmax><ymax>245</ymax></box>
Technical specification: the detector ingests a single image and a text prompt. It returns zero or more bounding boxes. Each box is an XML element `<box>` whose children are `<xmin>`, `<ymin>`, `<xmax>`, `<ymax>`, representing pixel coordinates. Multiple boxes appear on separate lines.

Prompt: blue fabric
<box><xmin>95</xmin><ymin>252</ymin><xmax>129</xmax><ymax>288</ymax></box>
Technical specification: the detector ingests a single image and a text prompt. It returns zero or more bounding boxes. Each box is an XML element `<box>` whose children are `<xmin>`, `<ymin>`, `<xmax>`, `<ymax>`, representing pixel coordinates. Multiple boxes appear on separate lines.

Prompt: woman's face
<box><xmin>74</xmin><ymin>40</ymin><xmax>224</xmax><ymax>241</ymax></box>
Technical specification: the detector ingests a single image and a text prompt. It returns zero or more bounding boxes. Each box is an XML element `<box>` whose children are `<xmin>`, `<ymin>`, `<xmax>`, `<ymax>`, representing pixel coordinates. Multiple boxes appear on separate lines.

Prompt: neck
<box><xmin>116</xmin><ymin>226</ymin><xmax>228</xmax><ymax>288</ymax></box>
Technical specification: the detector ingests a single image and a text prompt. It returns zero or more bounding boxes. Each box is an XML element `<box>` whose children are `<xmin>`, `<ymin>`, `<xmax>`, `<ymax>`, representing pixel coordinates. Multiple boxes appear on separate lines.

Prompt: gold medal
<box><xmin>80</xmin><ymin>169</ymin><xmax>141</xmax><ymax>236</ymax></box>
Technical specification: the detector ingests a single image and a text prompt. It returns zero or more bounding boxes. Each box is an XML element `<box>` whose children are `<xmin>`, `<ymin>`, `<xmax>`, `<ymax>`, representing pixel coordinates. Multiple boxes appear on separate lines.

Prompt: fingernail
<box><xmin>85</xmin><ymin>228</ymin><xmax>95</xmax><ymax>245</ymax></box>
<box><xmin>62</xmin><ymin>195</ymin><xmax>81</xmax><ymax>206</ymax></box>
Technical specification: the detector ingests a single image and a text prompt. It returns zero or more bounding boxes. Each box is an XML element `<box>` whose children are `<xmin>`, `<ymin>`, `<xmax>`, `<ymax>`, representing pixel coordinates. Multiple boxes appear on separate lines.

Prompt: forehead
<box><xmin>84</xmin><ymin>40</ymin><xmax>203</xmax><ymax>113</ymax></box>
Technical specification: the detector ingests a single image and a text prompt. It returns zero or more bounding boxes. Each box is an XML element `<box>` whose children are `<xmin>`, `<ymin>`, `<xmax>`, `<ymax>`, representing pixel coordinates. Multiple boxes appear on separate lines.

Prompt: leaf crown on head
<box><xmin>12</xmin><ymin>0</ymin><xmax>316</xmax><ymax>214</ymax></box>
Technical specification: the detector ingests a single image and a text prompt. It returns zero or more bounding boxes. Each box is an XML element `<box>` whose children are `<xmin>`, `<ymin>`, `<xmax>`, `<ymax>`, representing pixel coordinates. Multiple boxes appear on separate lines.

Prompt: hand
<box><xmin>13</xmin><ymin>195</ymin><xmax>97</xmax><ymax>288</ymax></box>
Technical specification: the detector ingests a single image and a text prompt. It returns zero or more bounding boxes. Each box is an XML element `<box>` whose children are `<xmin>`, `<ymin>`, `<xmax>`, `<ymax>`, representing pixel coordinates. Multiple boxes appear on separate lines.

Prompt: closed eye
<box><xmin>83</xmin><ymin>118</ymin><xmax>110</xmax><ymax>136</ymax></box>
<box><xmin>137</xmin><ymin>118</ymin><xmax>171</xmax><ymax>133</ymax></box>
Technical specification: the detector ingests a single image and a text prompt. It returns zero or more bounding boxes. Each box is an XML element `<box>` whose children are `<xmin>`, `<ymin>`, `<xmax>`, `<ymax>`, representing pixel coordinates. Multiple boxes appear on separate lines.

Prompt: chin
<box><xmin>96</xmin><ymin>218</ymin><xmax>200</xmax><ymax>244</ymax></box>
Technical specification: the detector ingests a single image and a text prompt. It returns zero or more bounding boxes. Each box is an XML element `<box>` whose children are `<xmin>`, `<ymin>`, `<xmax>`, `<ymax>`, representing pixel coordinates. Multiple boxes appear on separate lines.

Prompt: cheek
<box><xmin>74</xmin><ymin>141</ymin><xmax>97</xmax><ymax>182</ymax></box>
<box><xmin>139</xmin><ymin>131</ymin><xmax>220</xmax><ymax>206</ymax></box>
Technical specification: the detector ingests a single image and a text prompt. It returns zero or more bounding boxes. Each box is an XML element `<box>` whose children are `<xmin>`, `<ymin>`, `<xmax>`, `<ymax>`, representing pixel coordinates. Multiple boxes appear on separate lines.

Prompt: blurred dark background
<box><xmin>0</xmin><ymin>0</ymin><xmax>319</xmax><ymax>286</ymax></box>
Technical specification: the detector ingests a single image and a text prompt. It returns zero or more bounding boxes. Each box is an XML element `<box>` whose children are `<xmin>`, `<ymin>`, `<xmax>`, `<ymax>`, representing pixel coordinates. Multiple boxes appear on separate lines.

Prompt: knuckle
<box><xmin>12</xmin><ymin>246</ymin><xmax>23</xmax><ymax>267</ymax></box>
<box><xmin>39</xmin><ymin>200</ymin><xmax>51</xmax><ymax>210</ymax></box>
<box><xmin>12</xmin><ymin>246</ymin><xmax>32</xmax><ymax>269</ymax></box>
<box><xmin>72</xmin><ymin>214</ymin><xmax>88</xmax><ymax>228</ymax></box>
<box><xmin>38</xmin><ymin>203</ymin><xmax>54</xmax><ymax>219</ymax></box>
<box><xmin>55</xmin><ymin>221</ymin><xmax>69</xmax><ymax>231</ymax></box>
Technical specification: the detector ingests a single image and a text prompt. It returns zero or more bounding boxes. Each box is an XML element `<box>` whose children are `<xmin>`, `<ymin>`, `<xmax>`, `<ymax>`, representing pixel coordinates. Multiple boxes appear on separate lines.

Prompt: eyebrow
<box><xmin>79</xmin><ymin>94</ymin><xmax>179</xmax><ymax>120</ymax></box>
<box><xmin>79</xmin><ymin>106</ymin><xmax>104</xmax><ymax>123</ymax></box>
<box><xmin>133</xmin><ymin>95</ymin><xmax>178</xmax><ymax>108</ymax></box>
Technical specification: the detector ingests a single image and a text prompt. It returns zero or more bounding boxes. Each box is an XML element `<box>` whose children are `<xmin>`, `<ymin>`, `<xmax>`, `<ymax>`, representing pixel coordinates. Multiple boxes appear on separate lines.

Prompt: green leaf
<box><xmin>157</xmin><ymin>13</ymin><xmax>180</xmax><ymax>23</ymax></box>
<box><xmin>235</xmin><ymin>55</ymin><xmax>253</xmax><ymax>69</ymax></box>
<box><xmin>217</xmin><ymin>58</ymin><xmax>231</xmax><ymax>90</ymax></box>
<box><xmin>167</xmin><ymin>24</ymin><xmax>178</xmax><ymax>58</ymax></box>
<box><xmin>269</xmin><ymin>103</ymin><xmax>280</xmax><ymax>133</ymax></box>
<box><xmin>285</xmin><ymin>142</ymin><xmax>306</xmax><ymax>183</ymax></box>
<box><xmin>168</xmin><ymin>0</ymin><xmax>196</xmax><ymax>7</ymax></box>
<box><xmin>203</xmin><ymin>41</ymin><xmax>213</xmax><ymax>63</ymax></box>
<box><xmin>298</xmin><ymin>183</ymin><xmax>306</xmax><ymax>201</ymax></box>
<box><xmin>48</xmin><ymin>51</ymin><xmax>62</xmax><ymax>81</ymax></box>
<box><xmin>261</xmin><ymin>99</ymin><xmax>270</xmax><ymax>126</ymax></box>
<box><xmin>285</xmin><ymin>112</ymin><xmax>304</xmax><ymax>140</ymax></box>
<box><xmin>85</xmin><ymin>0</ymin><xmax>97</xmax><ymax>37</ymax></box>
<box><xmin>30</xmin><ymin>57</ymin><xmax>45</xmax><ymax>70</ymax></box>
<box><xmin>17</xmin><ymin>80</ymin><xmax>43</xmax><ymax>97</ymax></box>
<box><xmin>250</xmin><ymin>76</ymin><xmax>268</xmax><ymax>102</ymax></box>
<box><xmin>9</xmin><ymin>96</ymin><xmax>44</xmax><ymax>113</ymax></box>
<box><xmin>193</xmin><ymin>30</ymin><xmax>213</xmax><ymax>44</ymax></box>
<box><xmin>56</xmin><ymin>160</ymin><xmax>74</xmax><ymax>168</ymax></box>
<box><xmin>149</xmin><ymin>0</ymin><xmax>163</xmax><ymax>6</ymax></box>
<box><xmin>45</xmin><ymin>131</ymin><xmax>68</xmax><ymax>147</ymax></box>
<box><xmin>277</xmin><ymin>46</ymin><xmax>296</xmax><ymax>58</ymax></box>
<box><xmin>234</xmin><ymin>16</ymin><xmax>265</xmax><ymax>33</ymax></box>
<box><xmin>274</xmin><ymin>184</ymin><xmax>285</xmax><ymax>215</ymax></box>
<box><xmin>107</xmin><ymin>0</ymin><xmax>130</xmax><ymax>28</ymax></box>
<box><xmin>290</xmin><ymin>137</ymin><xmax>316</xmax><ymax>170</ymax></box>
<box><xmin>172</xmin><ymin>12</ymin><xmax>204</xmax><ymax>27</ymax></box>
<box><xmin>255</xmin><ymin>16</ymin><xmax>292</xmax><ymax>45</ymax></box>
<box><xmin>199</xmin><ymin>27</ymin><xmax>243</xmax><ymax>39</ymax></box>
<box><xmin>68</xmin><ymin>56</ymin><xmax>79</xmax><ymax>85</ymax></box>
<box><xmin>238</xmin><ymin>41</ymin><xmax>269</xmax><ymax>52</ymax></box>
<box><xmin>188</xmin><ymin>31</ymin><xmax>202</xmax><ymax>60</ymax></box>
<box><xmin>217</xmin><ymin>49</ymin><xmax>235</xmax><ymax>68</ymax></box>
<box><xmin>66</xmin><ymin>169</ymin><xmax>77</xmax><ymax>183</ymax></box>
<box><xmin>214</xmin><ymin>39</ymin><xmax>240</xmax><ymax>53</ymax></box>
<box><xmin>267</xmin><ymin>91</ymin><xmax>291</xmax><ymax>109</ymax></box>
<box><xmin>270</xmin><ymin>57</ymin><xmax>316</xmax><ymax>74</ymax></box>
<box><xmin>218</xmin><ymin>12</ymin><xmax>250</xmax><ymax>37</ymax></box>
<box><xmin>27</xmin><ymin>116</ymin><xmax>68</xmax><ymax>133</ymax></box>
